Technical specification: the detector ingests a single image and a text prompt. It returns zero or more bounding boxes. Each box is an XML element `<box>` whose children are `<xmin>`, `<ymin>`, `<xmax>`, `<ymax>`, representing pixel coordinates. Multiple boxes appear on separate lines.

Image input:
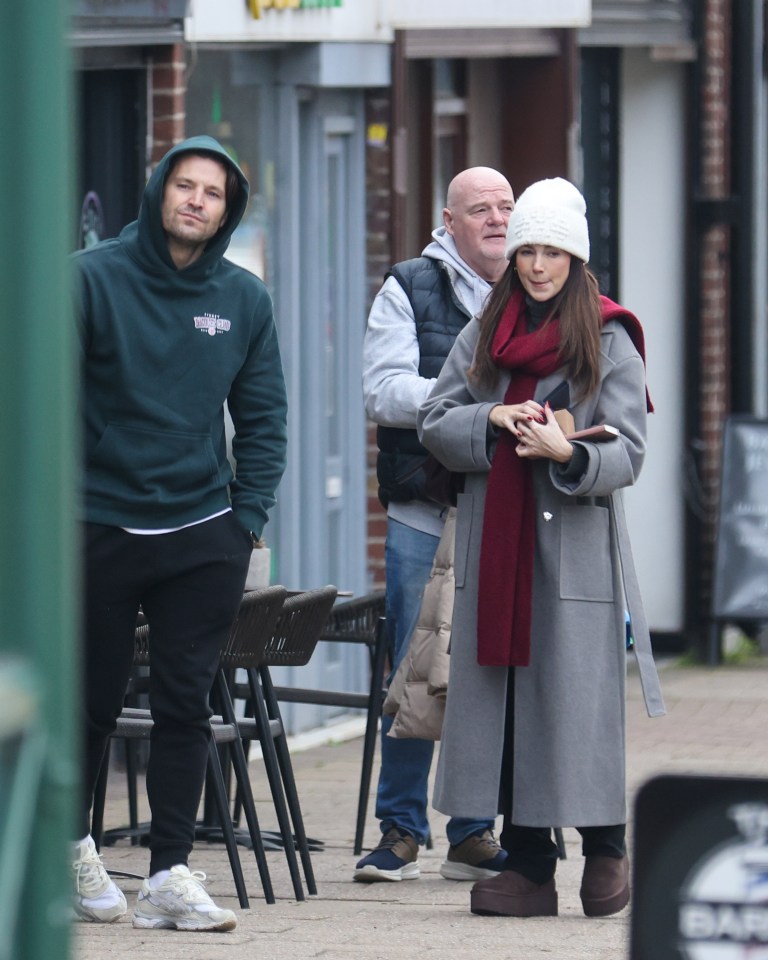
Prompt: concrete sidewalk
<box><xmin>73</xmin><ymin>657</ymin><xmax>768</xmax><ymax>960</ymax></box>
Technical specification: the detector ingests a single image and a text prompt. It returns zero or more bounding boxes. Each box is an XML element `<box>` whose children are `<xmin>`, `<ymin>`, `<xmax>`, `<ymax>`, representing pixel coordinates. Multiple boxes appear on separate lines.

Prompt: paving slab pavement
<box><xmin>72</xmin><ymin>657</ymin><xmax>768</xmax><ymax>960</ymax></box>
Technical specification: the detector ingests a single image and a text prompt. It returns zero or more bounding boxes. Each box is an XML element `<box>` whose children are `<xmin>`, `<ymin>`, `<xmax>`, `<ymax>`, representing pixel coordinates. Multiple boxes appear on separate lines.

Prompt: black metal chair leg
<box><xmin>240</xmin><ymin>672</ymin><xmax>307</xmax><ymax>900</ymax></box>
<box><xmin>224</xmin><ymin>733</ymin><xmax>282</xmax><ymax>904</ymax></box>
<box><xmin>124</xmin><ymin>740</ymin><xmax>140</xmax><ymax>845</ymax></box>
<box><xmin>257</xmin><ymin>666</ymin><xmax>317</xmax><ymax>896</ymax></box>
<box><xmin>205</xmin><ymin>741</ymin><xmax>252</xmax><ymax>909</ymax></box>
<box><xmin>354</xmin><ymin>616</ymin><xmax>388</xmax><ymax>856</ymax></box>
<box><xmin>213</xmin><ymin>673</ymin><xmax>288</xmax><ymax>902</ymax></box>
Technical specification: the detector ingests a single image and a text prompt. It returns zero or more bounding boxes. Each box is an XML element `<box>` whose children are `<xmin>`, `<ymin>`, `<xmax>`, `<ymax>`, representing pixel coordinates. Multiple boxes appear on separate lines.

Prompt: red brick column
<box><xmin>365</xmin><ymin>91</ymin><xmax>393</xmax><ymax>591</ymax></box>
<box><xmin>149</xmin><ymin>44</ymin><xmax>186</xmax><ymax>167</ymax></box>
<box><xmin>695</xmin><ymin>0</ymin><xmax>732</xmax><ymax>613</ymax></box>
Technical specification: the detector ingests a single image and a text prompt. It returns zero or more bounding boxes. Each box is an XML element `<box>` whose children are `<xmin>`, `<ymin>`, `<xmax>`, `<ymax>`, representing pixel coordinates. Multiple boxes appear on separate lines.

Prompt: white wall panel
<box><xmin>383</xmin><ymin>0</ymin><xmax>590</xmax><ymax>29</ymax></box>
<box><xmin>620</xmin><ymin>48</ymin><xmax>686</xmax><ymax>632</ymax></box>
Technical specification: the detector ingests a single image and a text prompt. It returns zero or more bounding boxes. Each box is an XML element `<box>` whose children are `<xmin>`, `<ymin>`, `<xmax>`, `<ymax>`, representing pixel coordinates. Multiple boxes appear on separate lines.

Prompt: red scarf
<box><xmin>476</xmin><ymin>291</ymin><xmax>651</xmax><ymax>667</ymax></box>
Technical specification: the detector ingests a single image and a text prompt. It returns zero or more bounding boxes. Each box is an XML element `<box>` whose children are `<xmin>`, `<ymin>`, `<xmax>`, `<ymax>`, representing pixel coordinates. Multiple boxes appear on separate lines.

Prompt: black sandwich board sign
<box><xmin>632</xmin><ymin>774</ymin><xmax>768</xmax><ymax>960</ymax></box>
<box><xmin>712</xmin><ymin>417</ymin><xmax>768</xmax><ymax>620</ymax></box>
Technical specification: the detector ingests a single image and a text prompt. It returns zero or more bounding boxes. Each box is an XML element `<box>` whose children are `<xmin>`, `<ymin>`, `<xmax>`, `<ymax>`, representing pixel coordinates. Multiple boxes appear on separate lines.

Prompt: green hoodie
<box><xmin>73</xmin><ymin>136</ymin><xmax>288</xmax><ymax>538</ymax></box>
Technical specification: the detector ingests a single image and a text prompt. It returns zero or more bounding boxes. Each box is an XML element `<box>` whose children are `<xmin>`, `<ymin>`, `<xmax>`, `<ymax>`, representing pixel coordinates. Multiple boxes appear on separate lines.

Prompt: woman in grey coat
<box><xmin>417</xmin><ymin>178</ymin><xmax>665</xmax><ymax>920</ymax></box>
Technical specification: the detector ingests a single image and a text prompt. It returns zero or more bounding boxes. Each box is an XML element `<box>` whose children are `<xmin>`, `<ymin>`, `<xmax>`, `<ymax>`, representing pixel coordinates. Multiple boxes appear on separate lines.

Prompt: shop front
<box><xmin>184</xmin><ymin>0</ymin><xmax>592</xmax><ymax>729</ymax></box>
<box><xmin>71</xmin><ymin>0</ymin><xmax>189</xmax><ymax>248</ymax></box>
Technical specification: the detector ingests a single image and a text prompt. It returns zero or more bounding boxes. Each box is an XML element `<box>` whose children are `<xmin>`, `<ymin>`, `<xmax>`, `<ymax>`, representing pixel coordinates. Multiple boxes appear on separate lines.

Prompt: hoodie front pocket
<box><xmin>88</xmin><ymin>423</ymin><xmax>220</xmax><ymax>504</ymax></box>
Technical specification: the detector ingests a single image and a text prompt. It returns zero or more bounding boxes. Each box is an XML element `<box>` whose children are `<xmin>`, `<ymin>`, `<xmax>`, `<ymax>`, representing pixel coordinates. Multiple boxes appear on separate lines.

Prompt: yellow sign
<box><xmin>247</xmin><ymin>0</ymin><xmax>341</xmax><ymax>18</ymax></box>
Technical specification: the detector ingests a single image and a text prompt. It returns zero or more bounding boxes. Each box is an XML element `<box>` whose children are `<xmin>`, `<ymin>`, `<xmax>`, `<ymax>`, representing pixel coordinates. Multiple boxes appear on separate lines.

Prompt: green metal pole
<box><xmin>0</xmin><ymin>0</ymin><xmax>78</xmax><ymax>957</ymax></box>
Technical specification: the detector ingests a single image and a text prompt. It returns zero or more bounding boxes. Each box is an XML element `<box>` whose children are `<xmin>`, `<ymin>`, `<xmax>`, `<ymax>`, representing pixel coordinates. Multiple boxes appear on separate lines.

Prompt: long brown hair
<box><xmin>469</xmin><ymin>257</ymin><xmax>603</xmax><ymax>399</ymax></box>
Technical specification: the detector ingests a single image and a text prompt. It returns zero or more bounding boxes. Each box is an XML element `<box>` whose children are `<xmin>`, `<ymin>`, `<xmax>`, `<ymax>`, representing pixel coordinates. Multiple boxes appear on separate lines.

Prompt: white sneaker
<box><xmin>72</xmin><ymin>836</ymin><xmax>128</xmax><ymax>923</ymax></box>
<box><xmin>132</xmin><ymin>865</ymin><xmax>237</xmax><ymax>932</ymax></box>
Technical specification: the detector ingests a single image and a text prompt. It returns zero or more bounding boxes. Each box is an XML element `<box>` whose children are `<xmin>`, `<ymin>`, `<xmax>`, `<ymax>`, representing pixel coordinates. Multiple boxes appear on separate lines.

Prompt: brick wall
<box><xmin>149</xmin><ymin>44</ymin><xmax>186</xmax><ymax>167</ymax></box>
<box><xmin>364</xmin><ymin>91</ymin><xmax>393</xmax><ymax>591</ymax></box>
<box><xmin>695</xmin><ymin>0</ymin><xmax>732</xmax><ymax>616</ymax></box>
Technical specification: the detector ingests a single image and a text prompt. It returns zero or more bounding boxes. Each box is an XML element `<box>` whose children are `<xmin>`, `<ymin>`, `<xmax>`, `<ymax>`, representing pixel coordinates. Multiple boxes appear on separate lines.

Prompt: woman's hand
<box><xmin>488</xmin><ymin>400</ymin><xmax>546</xmax><ymax>432</ymax></box>
<box><xmin>514</xmin><ymin>403</ymin><xmax>574</xmax><ymax>463</ymax></box>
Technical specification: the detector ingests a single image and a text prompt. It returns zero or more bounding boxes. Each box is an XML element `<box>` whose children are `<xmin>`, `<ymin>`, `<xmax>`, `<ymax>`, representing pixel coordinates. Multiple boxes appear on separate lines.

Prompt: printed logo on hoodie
<box><xmin>194</xmin><ymin>312</ymin><xmax>232</xmax><ymax>336</ymax></box>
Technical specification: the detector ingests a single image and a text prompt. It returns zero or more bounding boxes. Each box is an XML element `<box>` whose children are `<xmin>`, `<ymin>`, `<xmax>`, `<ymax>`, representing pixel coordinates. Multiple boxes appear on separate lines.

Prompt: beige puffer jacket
<box><xmin>383</xmin><ymin>508</ymin><xmax>455</xmax><ymax>740</ymax></box>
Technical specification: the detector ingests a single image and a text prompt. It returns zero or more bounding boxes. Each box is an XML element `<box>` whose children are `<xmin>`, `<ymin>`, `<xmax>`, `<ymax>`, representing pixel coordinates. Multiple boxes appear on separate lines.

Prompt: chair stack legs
<box><xmin>205</xmin><ymin>741</ymin><xmax>254</xmax><ymax>909</ymax></box>
<box><xmin>257</xmin><ymin>666</ymin><xmax>317</xmax><ymax>896</ymax></box>
<box><xmin>215</xmin><ymin>672</ymin><xmax>304</xmax><ymax>902</ymax></box>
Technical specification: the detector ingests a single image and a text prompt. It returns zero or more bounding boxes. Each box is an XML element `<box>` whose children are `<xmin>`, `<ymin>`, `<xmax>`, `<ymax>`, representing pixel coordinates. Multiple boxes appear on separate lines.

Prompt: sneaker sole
<box><xmin>353</xmin><ymin>862</ymin><xmax>420</xmax><ymax>883</ymax></box>
<box><xmin>74</xmin><ymin>905</ymin><xmax>128</xmax><ymax>923</ymax></box>
<box><xmin>132</xmin><ymin>914</ymin><xmax>237</xmax><ymax>932</ymax></box>
<box><xmin>440</xmin><ymin>861</ymin><xmax>502</xmax><ymax>881</ymax></box>
<box><xmin>74</xmin><ymin>897</ymin><xmax>128</xmax><ymax>924</ymax></box>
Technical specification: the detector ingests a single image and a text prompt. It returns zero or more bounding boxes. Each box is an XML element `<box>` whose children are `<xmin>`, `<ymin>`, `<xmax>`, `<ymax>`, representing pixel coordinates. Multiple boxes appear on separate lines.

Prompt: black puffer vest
<box><xmin>376</xmin><ymin>257</ymin><xmax>471</xmax><ymax>507</ymax></box>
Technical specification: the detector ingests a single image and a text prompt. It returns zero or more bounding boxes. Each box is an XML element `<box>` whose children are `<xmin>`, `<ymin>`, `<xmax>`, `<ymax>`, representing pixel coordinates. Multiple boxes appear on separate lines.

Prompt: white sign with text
<box><xmin>187</xmin><ymin>0</ymin><xmax>591</xmax><ymax>44</ymax></box>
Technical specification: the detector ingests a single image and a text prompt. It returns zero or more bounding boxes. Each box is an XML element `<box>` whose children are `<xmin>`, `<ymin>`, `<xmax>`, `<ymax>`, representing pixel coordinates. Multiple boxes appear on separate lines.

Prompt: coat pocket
<box><xmin>559</xmin><ymin>504</ymin><xmax>614</xmax><ymax>602</ymax></box>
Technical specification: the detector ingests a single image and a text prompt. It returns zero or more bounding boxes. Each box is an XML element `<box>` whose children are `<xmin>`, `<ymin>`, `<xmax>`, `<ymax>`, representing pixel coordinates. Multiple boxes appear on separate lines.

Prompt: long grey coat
<box><xmin>417</xmin><ymin>316</ymin><xmax>665</xmax><ymax>828</ymax></box>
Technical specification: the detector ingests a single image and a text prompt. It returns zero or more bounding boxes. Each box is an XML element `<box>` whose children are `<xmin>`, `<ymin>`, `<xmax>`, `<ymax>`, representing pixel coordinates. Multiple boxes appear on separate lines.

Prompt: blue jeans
<box><xmin>376</xmin><ymin>517</ymin><xmax>494</xmax><ymax>847</ymax></box>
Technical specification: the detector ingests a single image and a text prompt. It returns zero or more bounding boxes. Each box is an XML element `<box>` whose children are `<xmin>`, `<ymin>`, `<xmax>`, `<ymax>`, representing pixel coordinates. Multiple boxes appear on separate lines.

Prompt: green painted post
<box><xmin>0</xmin><ymin>0</ymin><xmax>78</xmax><ymax>957</ymax></box>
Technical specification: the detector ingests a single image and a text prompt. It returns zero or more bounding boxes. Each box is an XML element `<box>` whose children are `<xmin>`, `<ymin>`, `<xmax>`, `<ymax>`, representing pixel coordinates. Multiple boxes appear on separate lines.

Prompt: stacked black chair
<box><xmin>268</xmin><ymin>591</ymin><xmax>387</xmax><ymax>855</ymax></box>
<box><xmin>225</xmin><ymin>584</ymin><xmax>339</xmax><ymax>898</ymax></box>
<box><xmin>91</xmin><ymin>585</ymin><xmax>291</xmax><ymax>907</ymax></box>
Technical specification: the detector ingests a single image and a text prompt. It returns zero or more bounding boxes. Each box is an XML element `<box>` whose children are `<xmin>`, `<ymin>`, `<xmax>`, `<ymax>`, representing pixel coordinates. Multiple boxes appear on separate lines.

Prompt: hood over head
<box><xmin>121</xmin><ymin>135</ymin><xmax>249</xmax><ymax>276</ymax></box>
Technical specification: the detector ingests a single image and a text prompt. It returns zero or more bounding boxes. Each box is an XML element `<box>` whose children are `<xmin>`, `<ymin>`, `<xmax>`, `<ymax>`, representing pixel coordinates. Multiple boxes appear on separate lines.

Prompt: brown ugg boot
<box><xmin>470</xmin><ymin>869</ymin><xmax>558</xmax><ymax>917</ymax></box>
<box><xmin>579</xmin><ymin>854</ymin><xmax>630</xmax><ymax>917</ymax></box>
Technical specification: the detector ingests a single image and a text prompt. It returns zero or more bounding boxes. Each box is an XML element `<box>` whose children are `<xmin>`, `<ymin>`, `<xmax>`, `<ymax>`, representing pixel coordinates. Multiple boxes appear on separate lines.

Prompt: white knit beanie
<box><xmin>504</xmin><ymin>177</ymin><xmax>590</xmax><ymax>263</ymax></box>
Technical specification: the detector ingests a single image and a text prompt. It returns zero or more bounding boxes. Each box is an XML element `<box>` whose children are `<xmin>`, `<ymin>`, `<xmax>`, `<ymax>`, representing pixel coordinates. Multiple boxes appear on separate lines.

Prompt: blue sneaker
<box><xmin>353</xmin><ymin>827</ymin><xmax>420</xmax><ymax>882</ymax></box>
<box><xmin>440</xmin><ymin>829</ymin><xmax>508</xmax><ymax>881</ymax></box>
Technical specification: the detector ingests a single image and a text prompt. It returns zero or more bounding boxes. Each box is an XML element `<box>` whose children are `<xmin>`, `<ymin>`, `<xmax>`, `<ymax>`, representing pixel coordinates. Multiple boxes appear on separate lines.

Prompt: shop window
<box><xmin>186</xmin><ymin>51</ymin><xmax>268</xmax><ymax>282</ymax></box>
<box><xmin>433</xmin><ymin>59</ymin><xmax>467</xmax><ymax>227</ymax></box>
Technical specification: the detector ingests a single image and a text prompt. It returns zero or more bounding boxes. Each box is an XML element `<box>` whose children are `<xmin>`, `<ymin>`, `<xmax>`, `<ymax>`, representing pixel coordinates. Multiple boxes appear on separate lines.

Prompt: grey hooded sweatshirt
<box><xmin>362</xmin><ymin>226</ymin><xmax>494</xmax><ymax>535</ymax></box>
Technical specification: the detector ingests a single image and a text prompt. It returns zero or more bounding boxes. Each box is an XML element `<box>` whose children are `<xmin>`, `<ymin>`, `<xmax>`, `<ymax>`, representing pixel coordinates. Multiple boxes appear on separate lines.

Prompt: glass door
<box><xmin>273</xmin><ymin>94</ymin><xmax>369</xmax><ymax>731</ymax></box>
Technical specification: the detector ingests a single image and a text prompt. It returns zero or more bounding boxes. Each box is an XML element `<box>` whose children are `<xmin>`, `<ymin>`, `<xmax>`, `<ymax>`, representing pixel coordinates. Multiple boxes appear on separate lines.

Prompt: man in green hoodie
<box><xmin>71</xmin><ymin>136</ymin><xmax>288</xmax><ymax>931</ymax></box>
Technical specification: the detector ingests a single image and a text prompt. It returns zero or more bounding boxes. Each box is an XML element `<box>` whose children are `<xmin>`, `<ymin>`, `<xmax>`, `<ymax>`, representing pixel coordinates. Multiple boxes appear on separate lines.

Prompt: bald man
<box><xmin>359</xmin><ymin>168</ymin><xmax>514</xmax><ymax>883</ymax></box>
